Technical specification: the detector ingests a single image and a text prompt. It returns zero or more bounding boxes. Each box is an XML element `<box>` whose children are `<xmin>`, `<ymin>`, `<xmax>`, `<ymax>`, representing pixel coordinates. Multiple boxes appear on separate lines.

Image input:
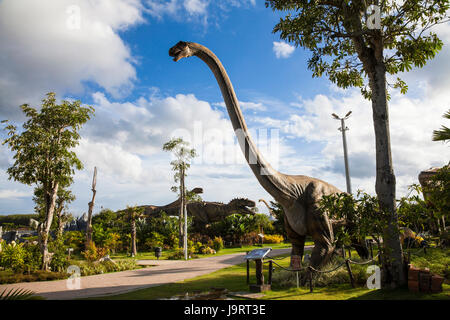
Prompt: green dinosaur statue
<box><xmin>149</xmin><ymin>198</ymin><xmax>256</xmax><ymax>223</ymax></box>
<box><xmin>140</xmin><ymin>187</ymin><xmax>203</xmax><ymax>216</ymax></box>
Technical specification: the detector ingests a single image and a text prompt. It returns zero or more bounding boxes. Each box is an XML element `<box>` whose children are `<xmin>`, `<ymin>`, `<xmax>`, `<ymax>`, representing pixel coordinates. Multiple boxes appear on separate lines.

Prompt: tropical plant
<box><xmin>0</xmin><ymin>242</ymin><xmax>26</xmax><ymax>272</ymax></box>
<box><xmin>264</xmin><ymin>234</ymin><xmax>284</xmax><ymax>244</ymax></box>
<box><xmin>212</xmin><ymin>236</ymin><xmax>224</xmax><ymax>252</ymax></box>
<box><xmin>266</xmin><ymin>0</ymin><xmax>449</xmax><ymax>288</ymax></box>
<box><xmin>2</xmin><ymin>92</ymin><xmax>94</xmax><ymax>270</ymax></box>
<box><xmin>433</xmin><ymin>109</ymin><xmax>450</xmax><ymax>142</ymax></box>
<box><xmin>48</xmin><ymin>239</ymin><xmax>69</xmax><ymax>272</ymax></box>
<box><xmin>121</xmin><ymin>205</ymin><xmax>145</xmax><ymax>257</ymax></box>
<box><xmin>163</xmin><ymin>137</ymin><xmax>197</xmax><ymax>250</ymax></box>
<box><xmin>0</xmin><ymin>288</ymin><xmax>35</xmax><ymax>300</ymax></box>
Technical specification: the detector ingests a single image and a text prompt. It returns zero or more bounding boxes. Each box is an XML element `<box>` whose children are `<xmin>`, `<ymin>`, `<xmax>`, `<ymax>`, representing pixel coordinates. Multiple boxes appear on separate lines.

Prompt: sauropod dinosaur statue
<box><xmin>169</xmin><ymin>41</ymin><xmax>368</xmax><ymax>267</ymax></box>
<box><xmin>258</xmin><ymin>199</ymin><xmax>277</xmax><ymax>218</ymax></box>
<box><xmin>162</xmin><ymin>198</ymin><xmax>256</xmax><ymax>223</ymax></box>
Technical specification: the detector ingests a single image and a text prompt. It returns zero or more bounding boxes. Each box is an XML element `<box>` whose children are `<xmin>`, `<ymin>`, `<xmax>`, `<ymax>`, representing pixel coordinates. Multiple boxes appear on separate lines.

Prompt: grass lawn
<box><xmin>96</xmin><ymin>247</ymin><xmax>449</xmax><ymax>300</ymax></box>
<box><xmin>109</xmin><ymin>242</ymin><xmax>296</xmax><ymax>261</ymax></box>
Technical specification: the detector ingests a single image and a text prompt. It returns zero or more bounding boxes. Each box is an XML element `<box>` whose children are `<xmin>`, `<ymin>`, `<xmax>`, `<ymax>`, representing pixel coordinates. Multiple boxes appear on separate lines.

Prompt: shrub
<box><xmin>264</xmin><ymin>234</ymin><xmax>284</xmax><ymax>244</ymax></box>
<box><xmin>63</xmin><ymin>231</ymin><xmax>84</xmax><ymax>252</ymax></box>
<box><xmin>49</xmin><ymin>239</ymin><xmax>70</xmax><ymax>272</ymax></box>
<box><xmin>272</xmin><ymin>257</ymin><xmax>369</xmax><ymax>289</ymax></box>
<box><xmin>0</xmin><ymin>242</ymin><xmax>26</xmax><ymax>272</ymax></box>
<box><xmin>166</xmin><ymin>233</ymin><xmax>179</xmax><ymax>249</ymax></box>
<box><xmin>200</xmin><ymin>246</ymin><xmax>216</xmax><ymax>255</ymax></box>
<box><xmin>240</xmin><ymin>232</ymin><xmax>260</xmax><ymax>246</ymax></box>
<box><xmin>76</xmin><ymin>259</ymin><xmax>139</xmax><ymax>276</ymax></box>
<box><xmin>167</xmin><ymin>246</ymin><xmax>196</xmax><ymax>260</ymax></box>
<box><xmin>145</xmin><ymin>232</ymin><xmax>164</xmax><ymax>249</ymax></box>
<box><xmin>194</xmin><ymin>241</ymin><xmax>203</xmax><ymax>254</ymax></box>
<box><xmin>82</xmin><ymin>242</ymin><xmax>98</xmax><ymax>262</ymax></box>
<box><xmin>104</xmin><ymin>232</ymin><xmax>121</xmax><ymax>253</ymax></box>
<box><xmin>212</xmin><ymin>237</ymin><xmax>224</xmax><ymax>252</ymax></box>
<box><xmin>23</xmin><ymin>243</ymin><xmax>41</xmax><ymax>272</ymax></box>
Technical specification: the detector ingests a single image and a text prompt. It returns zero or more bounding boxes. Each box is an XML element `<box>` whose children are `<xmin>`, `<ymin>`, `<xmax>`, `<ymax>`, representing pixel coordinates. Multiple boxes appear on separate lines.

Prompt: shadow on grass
<box><xmin>96</xmin><ymin>271</ymin><xmax>249</xmax><ymax>300</ymax></box>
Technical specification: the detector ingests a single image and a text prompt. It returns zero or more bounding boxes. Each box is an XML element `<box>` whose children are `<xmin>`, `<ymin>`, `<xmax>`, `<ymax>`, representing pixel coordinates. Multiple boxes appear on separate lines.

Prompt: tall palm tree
<box><xmin>122</xmin><ymin>206</ymin><xmax>145</xmax><ymax>257</ymax></box>
<box><xmin>433</xmin><ymin>109</ymin><xmax>450</xmax><ymax>142</ymax></box>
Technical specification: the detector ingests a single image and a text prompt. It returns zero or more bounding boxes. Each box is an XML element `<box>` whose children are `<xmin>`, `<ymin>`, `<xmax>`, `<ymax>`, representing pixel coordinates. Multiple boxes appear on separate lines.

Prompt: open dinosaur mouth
<box><xmin>169</xmin><ymin>41</ymin><xmax>188</xmax><ymax>62</ymax></box>
<box><xmin>169</xmin><ymin>47</ymin><xmax>182</xmax><ymax>62</ymax></box>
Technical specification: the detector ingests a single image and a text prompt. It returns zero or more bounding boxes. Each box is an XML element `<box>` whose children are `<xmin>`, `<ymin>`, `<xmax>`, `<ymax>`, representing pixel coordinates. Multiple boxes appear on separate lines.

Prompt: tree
<box><xmin>122</xmin><ymin>206</ymin><xmax>145</xmax><ymax>257</ymax></box>
<box><xmin>163</xmin><ymin>137</ymin><xmax>197</xmax><ymax>259</ymax></box>
<box><xmin>266</xmin><ymin>0</ymin><xmax>449</xmax><ymax>288</ymax></box>
<box><xmin>2</xmin><ymin>92</ymin><xmax>94</xmax><ymax>270</ymax></box>
<box><xmin>33</xmin><ymin>183</ymin><xmax>75</xmax><ymax>239</ymax></box>
<box><xmin>433</xmin><ymin>109</ymin><xmax>450</xmax><ymax>142</ymax></box>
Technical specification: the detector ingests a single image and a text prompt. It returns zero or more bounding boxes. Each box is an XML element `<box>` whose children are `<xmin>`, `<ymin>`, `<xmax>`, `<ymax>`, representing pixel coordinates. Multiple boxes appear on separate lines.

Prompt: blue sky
<box><xmin>0</xmin><ymin>0</ymin><xmax>449</xmax><ymax>216</ymax></box>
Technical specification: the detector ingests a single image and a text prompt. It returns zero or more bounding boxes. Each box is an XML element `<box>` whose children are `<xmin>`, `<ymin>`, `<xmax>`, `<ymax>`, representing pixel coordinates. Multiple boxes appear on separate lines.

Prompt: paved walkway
<box><xmin>0</xmin><ymin>248</ymin><xmax>293</xmax><ymax>300</ymax></box>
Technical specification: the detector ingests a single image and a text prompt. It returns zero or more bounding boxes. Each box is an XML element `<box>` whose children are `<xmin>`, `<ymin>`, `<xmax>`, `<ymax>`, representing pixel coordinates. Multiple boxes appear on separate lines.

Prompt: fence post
<box><xmin>345</xmin><ymin>260</ymin><xmax>355</xmax><ymax>288</ymax></box>
<box><xmin>308</xmin><ymin>267</ymin><xmax>313</xmax><ymax>292</ymax></box>
<box><xmin>268</xmin><ymin>260</ymin><xmax>273</xmax><ymax>285</ymax></box>
<box><xmin>368</xmin><ymin>240</ymin><xmax>374</xmax><ymax>259</ymax></box>
<box><xmin>246</xmin><ymin>252</ymin><xmax>250</xmax><ymax>284</ymax></box>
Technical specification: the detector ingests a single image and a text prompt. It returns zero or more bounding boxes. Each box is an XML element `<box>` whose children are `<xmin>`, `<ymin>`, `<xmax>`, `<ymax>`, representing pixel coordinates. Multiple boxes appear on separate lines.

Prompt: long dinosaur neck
<box><xmin>190</xmin><ymin>43</ymin><xmax>292</xmax><ymax>202</ymax></box>
<box><xmin>259</xmin><ymin>199</ymin><xmax>275</xmax><ymax>217</ymax></box>
<box><xmin>259</xmin><ymin>199</ymin><xmax>272</xmax><ymax>211</ymax></box>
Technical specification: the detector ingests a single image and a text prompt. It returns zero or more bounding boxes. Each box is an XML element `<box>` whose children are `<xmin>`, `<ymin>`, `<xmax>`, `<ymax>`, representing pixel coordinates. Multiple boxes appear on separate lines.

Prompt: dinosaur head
<box><xmin>190</xmin><ymin>187</ymin><xmax>203</xmax><ymax>194</ymax></box>
<box><xmin>229</xmin><ymin>198</ymin><xmax>256</xmax><ymax>215</ymax></box>
<box><xmin>169</xmin><ymin>41</ymin><xmax>196</xmax><ymax>62</ymax></box>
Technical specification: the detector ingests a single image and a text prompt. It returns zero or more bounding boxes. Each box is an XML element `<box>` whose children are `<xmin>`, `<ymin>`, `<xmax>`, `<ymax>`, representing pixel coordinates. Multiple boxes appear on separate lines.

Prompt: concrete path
<box><xmin>0</xmin><ymin>248</ymin><xmax>293</xmax><ymax>300</ymax></box>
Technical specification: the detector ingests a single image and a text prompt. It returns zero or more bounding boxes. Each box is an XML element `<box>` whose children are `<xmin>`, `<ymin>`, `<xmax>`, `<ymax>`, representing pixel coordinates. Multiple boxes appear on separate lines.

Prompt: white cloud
<box><xmin>0</xmin><ymin>189</ymin><xmax>32</xmax><ymax>200</ymax></box>
<box><xmin>253</xmin><ymin>87</ymin><xmax>450</xmax><ymax>196</ymax></box>
<box><xmin>273</xmin><ymin>41</ymin><xmax>295</xmax><ymax>59</ymax></box>
<box><xmin>145</xmin><ymin>0</ymin><xmax>255</xmax><ymax>25</ymax></box>
<box><xmin>213</xmin><ymin>101</ymin><xmax>266</xmax><ymax>111</ymax></box>
<box><xmin>0</xmin><ymin>0</ymin><xmax>144</xmax><ymax>119</ymax></box>
<box><xmin>183</xmin><ymin>0</ymin><xmax>209</xmax><ymax>15</ymax></box>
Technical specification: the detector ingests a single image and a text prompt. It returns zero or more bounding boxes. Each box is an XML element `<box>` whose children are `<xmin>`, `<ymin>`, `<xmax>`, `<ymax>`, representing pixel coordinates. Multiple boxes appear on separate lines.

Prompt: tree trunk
<box><xmin>179</xmin><ymin>166</ymin><xmax>184</xmax><ymax>248</ymax></box>
<box><xmin>40</xmin><ymin>182</ymin><xmax>59</xmax><ymax>270</ymax></box>
<box><xmin>131</xmin><ymin>217</ymin><xmax>137</xmax><ymax>257</ymax></box>
<box><xmin>86</xmin><ymin>192</ymin><xmax>96</xmax><ymax>246</ymax></box>
<box><xmin>369</xmin><ymin>62</ymin><xmax>405</xmax><ymax>288</ymax></box>
<box><xmin>56</xmin><ymin>208</ymin><xmax>64</xmax><ymax>239</ymax></box>
<box><xmin>86</xmin><ymin>167</ymin><xmax>97</xmax><ymax>246</ymax></box>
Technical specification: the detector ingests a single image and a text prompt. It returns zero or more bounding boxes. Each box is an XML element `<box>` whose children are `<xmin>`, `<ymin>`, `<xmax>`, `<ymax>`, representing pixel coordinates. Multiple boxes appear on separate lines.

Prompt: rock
<box><xmin>98</xmin><ymin>255</ymin><xmax>117</xmax><ymax>265</ymax></box>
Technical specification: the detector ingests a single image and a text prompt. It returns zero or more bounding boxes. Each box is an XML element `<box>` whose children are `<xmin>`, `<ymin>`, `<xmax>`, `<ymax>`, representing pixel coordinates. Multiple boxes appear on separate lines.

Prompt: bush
<box><xmin>63</xmin><ymin>231</ymin><xmax>84</xmax><ymax>252</ymax></box>
<box><xmin>264</xmin><ymin>234</ymin><xmax>284</xmax><ymax>244</ymax></box>
<box><xmin>272</xmin><ymin>257</ymin><xmax>369</xmax><ymax>289</ymax></box>
<box><xmin>0</xmin><ymin>270</ymin><xmax>68</xmax><ymax>284</ymax></box>
<box><xmin>240</xmin><ymin>232</ymin><xmax>260</xmax><ymax>246</ymax></box>
<box><xmin>212</xmin><ymin>237</ymin><xmax>224</xmax><ymax>252</ymax></box>
<box><xmin>167</xmin><ymin>247</ymin><xmax>196</xmax><ymax>260</ymax></box>
<box><xmin>0</xmin><ymin>242</ymin><xmax>26</xmax><ymax>272</ymax></box>
<box><xmin>23</xmin><ymin>243</ymin><xmax>41</xmax><ymax>272</ymax></box>
<box><xmin>145</xmin><ymin>232</ymin><xmax>164</xmax><ymax>250</ymax></box>
<box><xmin>82</xmin><ymin>242</ymin><xmax>98</xmax><ymax>262</ymax></box>
<box><xmin>72</xmin><ymin>259</ymin><xmax>139</xmax><ymax>276</ymax></box>
<box><xmin>200</xmin><ymin>246</ymin><xmax>216</xmax><ymax>255</ymax></box>
<box><xmin>49</xmin><ymin>239</ymin><xmax>70</xmax><ymax>272</ymax></box>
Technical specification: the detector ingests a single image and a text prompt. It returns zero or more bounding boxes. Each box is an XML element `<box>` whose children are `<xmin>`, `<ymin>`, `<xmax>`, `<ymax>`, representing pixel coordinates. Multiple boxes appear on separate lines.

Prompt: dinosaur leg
<box><xmin>350</xmin><ymin>237</ymin><xmax>370</xmax><ymax>259</ymax></box>
<box><xmin>308</xmin><ymin>206</ymin><xmax>335</xmax><ymax>269</ymax></box>
<box><xmin>284</xmin><ymin>214</ymin><xmax>305</xmax><ymax>256</ymax></box>
<box><xmin>283</xmin><ymin>214</ymin><xmax>306</xmax><ymax>259</ymax></box>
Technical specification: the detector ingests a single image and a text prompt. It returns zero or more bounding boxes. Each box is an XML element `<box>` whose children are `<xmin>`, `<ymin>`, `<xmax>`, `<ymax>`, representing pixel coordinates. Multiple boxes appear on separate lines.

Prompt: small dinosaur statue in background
<box><xmin>259</xmin><ymin>199</ymin><xmax>276</xmax><ymax>218</ymax></box>
<box><xmin>169</xmin><ymin>41</ymin><xmax>368</xmax><ymax>267</ymax></box>
<box><xmin>140</xmin><ymin>187</ymin><xmax>203</xmax><ymax>216</ymax></box>
<box><xmin>154</xmin><ymin>198</ymin><xmax>256</xmax><ymax>224</ymax></box>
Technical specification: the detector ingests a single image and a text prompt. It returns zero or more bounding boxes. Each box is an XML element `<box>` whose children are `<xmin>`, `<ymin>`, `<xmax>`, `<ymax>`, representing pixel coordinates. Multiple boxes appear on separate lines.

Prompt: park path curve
<box><xmin>0</xmin><ymin>248</ymin><xmax>294</xmax><ymax>300</ymax></box>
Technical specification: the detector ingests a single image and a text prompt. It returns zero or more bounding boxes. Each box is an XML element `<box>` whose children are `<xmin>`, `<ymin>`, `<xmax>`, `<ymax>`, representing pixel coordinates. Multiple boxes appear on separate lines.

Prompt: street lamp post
<box><xmin>332</xmin><ymin>111</ymin><xmax>352</xmax><ymax>194</ymax></box>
